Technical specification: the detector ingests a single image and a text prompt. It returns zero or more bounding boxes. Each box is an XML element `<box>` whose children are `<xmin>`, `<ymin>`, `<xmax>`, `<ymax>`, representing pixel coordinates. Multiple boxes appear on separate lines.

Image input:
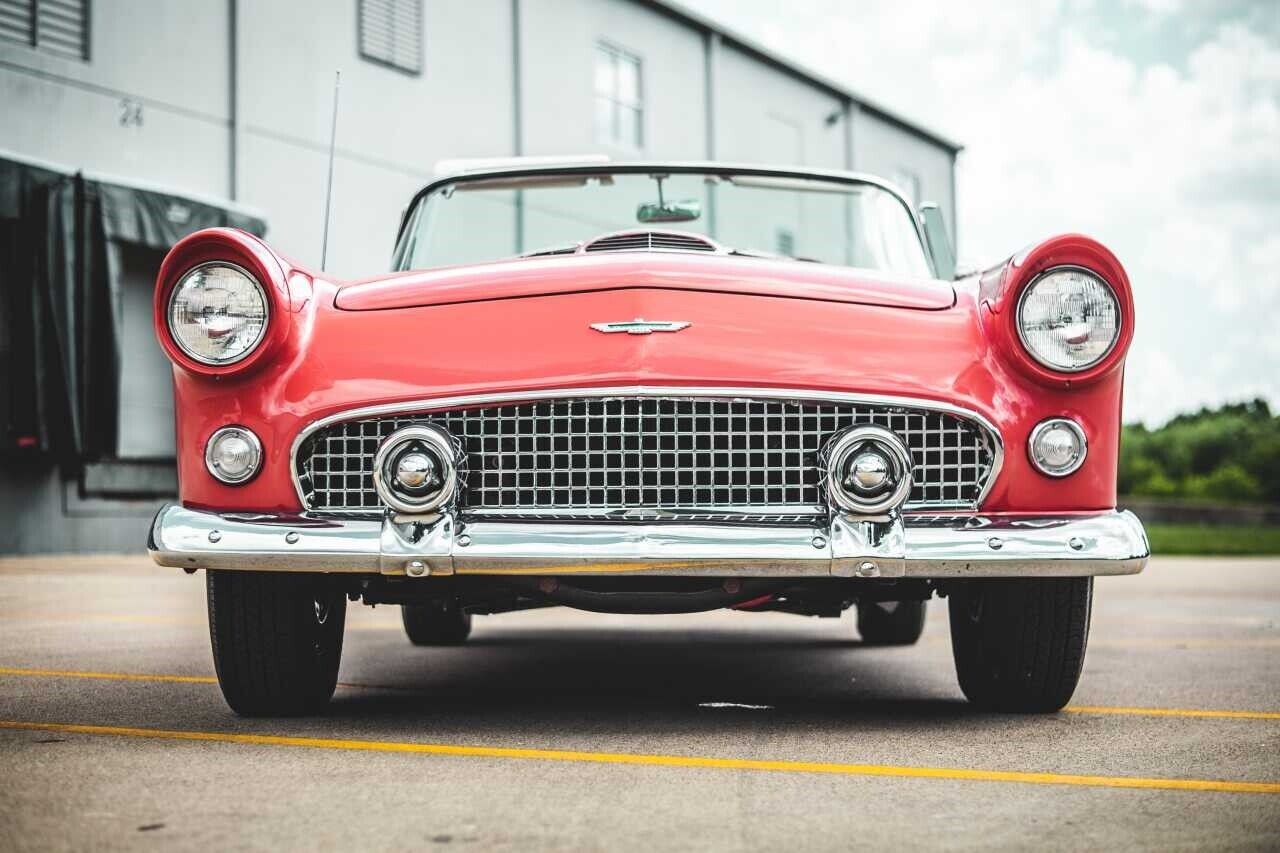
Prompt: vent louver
<box><xmin>583</xmin><ymin>231</ymin><xmax>718</xmax><ymax>254</ymax></box>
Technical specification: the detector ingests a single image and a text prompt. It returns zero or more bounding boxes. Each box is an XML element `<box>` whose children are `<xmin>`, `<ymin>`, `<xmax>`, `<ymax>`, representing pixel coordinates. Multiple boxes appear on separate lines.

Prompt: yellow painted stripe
<box><xmin>1064</xmin><ymin>705</ymin><xmax>1280</xmax><ymax>721</ymax></box>
<box><xmin>0</xmin><ymin>666</ymin><xmax>407</xmax><ymax>693</ymax></box>
<box><xmin>0</xmin><ymin>666</ymin><xmax>217</xmax><ymax>685</ymax></box>
<box><xmin>0</xmin><ymin>719</ymin><xmax>1276</xmax><ymax>794</ymax></box>
<box><xmin>5</xmin><ymin>666</ymin><xmax>1280</xmax><ymax>720</ymax></box>
<box><xmin>1</xmin><ymin>613</ymin><xmax>204</xmax><ymax>626</ymax></box>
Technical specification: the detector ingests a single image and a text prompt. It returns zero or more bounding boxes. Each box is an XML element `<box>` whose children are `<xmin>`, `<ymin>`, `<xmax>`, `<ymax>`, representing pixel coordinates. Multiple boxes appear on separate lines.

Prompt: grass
<box><xmin>1144</xmin><ymin>524</ymin><xmax>1280</xmax><ymax>556</ymax></box>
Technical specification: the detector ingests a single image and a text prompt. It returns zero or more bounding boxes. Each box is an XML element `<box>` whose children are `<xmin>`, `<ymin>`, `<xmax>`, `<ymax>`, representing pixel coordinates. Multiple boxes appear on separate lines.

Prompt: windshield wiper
<box><xmin>729</xmin><ymin>247</ymin><xmax>779</xmax><ymax>259</ymax></box>
<box><xmin>729</xmin><ymin>248</ymin><xmax>820</xmax><ymax>263</ymax></box>
<box><xmin>518</xmin><ymin>242</ymin><xmax>580</xmax><ymax>258</ymax></box>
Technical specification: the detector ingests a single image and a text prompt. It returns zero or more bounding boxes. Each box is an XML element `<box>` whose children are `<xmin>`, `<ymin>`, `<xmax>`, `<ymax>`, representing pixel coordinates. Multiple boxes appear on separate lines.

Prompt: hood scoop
<box><xmin>583</xmin><ymin>230</ymin><xmax>720</xmax><ymax>254</ymax></box>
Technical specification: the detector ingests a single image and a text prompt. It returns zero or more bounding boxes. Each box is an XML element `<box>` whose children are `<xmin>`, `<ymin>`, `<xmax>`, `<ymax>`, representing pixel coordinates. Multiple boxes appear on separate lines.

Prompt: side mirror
<box><xmin>919</xmin><ymin>203</ymin><xmax>956</xmax><ymax>281</ymax></box>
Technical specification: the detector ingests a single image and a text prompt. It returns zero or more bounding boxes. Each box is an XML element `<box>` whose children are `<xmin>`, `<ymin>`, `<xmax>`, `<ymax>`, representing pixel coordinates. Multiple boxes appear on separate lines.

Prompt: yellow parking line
<box><xmin>1064</xmin><ymin>705</ymin><xmax>1280</xmax><ymax>721</ymax></box>
<box><xmin>0</xmin><ymin>613</ymin><xmax>204</xmax><ymax>626</ymax></box>
<box><xmin>0</xmin><ymin>612</ymin><xmax>400</xmax><ymax>631</ymax></box>
<box><xmin>0</xmin><ymin>666</ymin><xmax>404</xmax><ymax>692</ymax></box>
<box><xmin>0</xmin><ymin>719</ymin><xmax>1276</xmax><ymax>795</ymax></box>
<box><xmin>5</xmin><ymin>666</ymin><xmax>1280</xmax><ymax>720</ymax></box>
<box><xmin>0</xmin><ymin>666</ymin><xmax>217</xmax><ymax>684</ymax></box>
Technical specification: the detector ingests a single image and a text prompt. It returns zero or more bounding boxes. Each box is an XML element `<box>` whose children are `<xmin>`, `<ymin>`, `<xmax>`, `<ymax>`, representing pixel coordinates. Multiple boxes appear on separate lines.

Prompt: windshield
<box><xmin>393</xmin><ymin>168</ymin><xmax>932</xmax><ymax>278</ymax></box>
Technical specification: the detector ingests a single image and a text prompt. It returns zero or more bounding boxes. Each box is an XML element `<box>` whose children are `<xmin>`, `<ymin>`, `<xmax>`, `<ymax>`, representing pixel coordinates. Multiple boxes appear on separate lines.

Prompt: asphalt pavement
<box><xmin>1</xmin><ymin>554</ymin><xmax>1278</xmax><ymax>851</ymax></box>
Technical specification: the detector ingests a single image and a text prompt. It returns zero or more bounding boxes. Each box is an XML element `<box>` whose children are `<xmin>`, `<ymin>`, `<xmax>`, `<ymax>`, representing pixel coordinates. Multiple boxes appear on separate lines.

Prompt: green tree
<box><xmin>1120</xmin><ymin>398</ymin><xmax>1278</xmax><ymax>504</ymax></box>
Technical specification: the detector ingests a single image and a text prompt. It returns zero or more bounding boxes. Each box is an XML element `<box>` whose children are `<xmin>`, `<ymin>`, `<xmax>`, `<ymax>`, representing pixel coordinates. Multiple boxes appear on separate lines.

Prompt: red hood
<box><xmin>334</xmin><ymin>254</ymin><xmax>954</xmax><ymax>311</ymax></box>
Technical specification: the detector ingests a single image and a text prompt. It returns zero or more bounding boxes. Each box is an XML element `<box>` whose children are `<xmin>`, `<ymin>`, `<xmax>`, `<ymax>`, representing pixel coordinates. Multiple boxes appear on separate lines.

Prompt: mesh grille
<box><xmin>297</xmin><ymin>396</ymin><xmax>996</xmax><ymax>516</ymax></box>
<box><xmin>583</xmin><ymin>231</ymin><xmax>716</xmax><ymax>253</ymax></box>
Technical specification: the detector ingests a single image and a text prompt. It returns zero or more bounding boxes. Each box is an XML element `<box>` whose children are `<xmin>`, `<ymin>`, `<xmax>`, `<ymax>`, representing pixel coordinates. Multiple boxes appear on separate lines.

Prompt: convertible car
<box><xmin>148</xmin><ymin>161</ymin><xmax>1148</xmax><ymax>716</ymax></box>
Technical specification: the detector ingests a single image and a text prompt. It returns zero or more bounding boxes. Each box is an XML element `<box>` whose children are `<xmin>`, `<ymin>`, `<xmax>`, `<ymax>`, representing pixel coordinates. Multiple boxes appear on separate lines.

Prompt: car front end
<box><xmin>148</xmin><ymin>162</ymin><xmax>1148</xmax><ymax>715</ymax></box>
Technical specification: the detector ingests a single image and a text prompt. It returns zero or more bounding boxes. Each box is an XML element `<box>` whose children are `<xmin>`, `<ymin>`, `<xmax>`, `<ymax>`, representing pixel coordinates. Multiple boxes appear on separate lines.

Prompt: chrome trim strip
<box><xmin>150</xmin><ymin>505</ymin><xmax>1146</xmax><ymax>579</ymax></box>
<box><xmin>468</xmin><ymin>504</ymin><xmax>825</xmax><ymax>517</ymax></box>
<box><xmin>303</xmin><ymin>503</ymin><xmax>982</xmax><ymax>520</ymax></box>
<box><xmin>289</xmin><ymin>385</ymin><xmax>1007</xmax><ymax>512</ymax></box>
<box><xmin>589</xmin><ymin>319</ymin><xmax>692</xmax><ymax>335</ymax></box>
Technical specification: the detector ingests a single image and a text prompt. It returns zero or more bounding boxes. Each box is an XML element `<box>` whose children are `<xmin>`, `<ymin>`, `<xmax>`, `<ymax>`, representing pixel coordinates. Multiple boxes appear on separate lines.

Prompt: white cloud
<box><xmin>682</xmin><ymin>0</ymin><xmax>1280</xmax><ymax>424</ymax></box>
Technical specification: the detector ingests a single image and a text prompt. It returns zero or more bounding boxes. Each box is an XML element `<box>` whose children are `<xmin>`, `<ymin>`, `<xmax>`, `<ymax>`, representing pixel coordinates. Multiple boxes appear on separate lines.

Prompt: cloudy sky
<box><xmin>683</xmin><ymin>0</ymin><xmax>1279</xmax><ymax>425</ymax></box>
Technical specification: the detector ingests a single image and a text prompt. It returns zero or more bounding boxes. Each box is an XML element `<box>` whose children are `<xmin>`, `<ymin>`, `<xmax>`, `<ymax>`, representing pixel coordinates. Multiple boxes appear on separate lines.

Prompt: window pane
<box><xmin>617</xmin><ymin>105</ymin><xmax>641</xmax><ymax>148</ymax></box>
<box><xmin>776</xmin><ymin>228</ymin><xmax>796</xmax><ymax>257</ymax></box>
<box><xmin>594</xmin><ymin>97</ymin><xmax>615</xmax><ymax>145</ymax></box>
<box><xmin>594</xmin><ymin>48</ymin><xmax>615</xmax><ymax>97</ymax></box>
<box><xmin>616</xmin><ymin>55</ymin><xmax>640</xmax><ymax>106</ymax></box>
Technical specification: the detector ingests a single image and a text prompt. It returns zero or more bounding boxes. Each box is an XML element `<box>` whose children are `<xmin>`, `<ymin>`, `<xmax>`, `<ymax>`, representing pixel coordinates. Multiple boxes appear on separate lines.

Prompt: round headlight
<box><xmin>1017</xmin><ymin>267</ymin><xmax>1120</xmax><ymax>372</ymax></box>
<box><xmin>1028</xmin><ymin>418</ymin><xmax>1087</xmax><ymax>477</ymax></box>
<box><xmin>168</xmin><ymin>262</ymin><xmax>268</xmax><ymax>365</ymax></box>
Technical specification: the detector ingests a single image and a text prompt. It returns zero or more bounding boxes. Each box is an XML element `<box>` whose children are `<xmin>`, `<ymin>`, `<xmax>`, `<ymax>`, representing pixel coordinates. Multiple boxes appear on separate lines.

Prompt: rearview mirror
<box><xmin>920</xmin><ymin>203</ymin><xmax>956</xmax><ymax>280</ymax></box>
<box><xmin>637</xmin><ymin>199</ymin><xmax>702</xmax><ymax>224</ymax></box>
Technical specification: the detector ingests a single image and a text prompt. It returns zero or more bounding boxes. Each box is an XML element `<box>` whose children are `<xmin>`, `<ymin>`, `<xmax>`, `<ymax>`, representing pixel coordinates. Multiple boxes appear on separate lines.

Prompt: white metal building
<box><xmin>0</xmin><ymin>0</ymin><xmax>961</xmax><ymax>553</ymax></box>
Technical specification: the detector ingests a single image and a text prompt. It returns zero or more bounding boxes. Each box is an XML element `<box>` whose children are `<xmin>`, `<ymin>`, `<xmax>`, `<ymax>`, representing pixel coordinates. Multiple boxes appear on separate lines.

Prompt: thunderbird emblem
<box><xmin>590</xmin><ymin>318</ymin><xmax>691</xmax><ymax>335</ymax></box>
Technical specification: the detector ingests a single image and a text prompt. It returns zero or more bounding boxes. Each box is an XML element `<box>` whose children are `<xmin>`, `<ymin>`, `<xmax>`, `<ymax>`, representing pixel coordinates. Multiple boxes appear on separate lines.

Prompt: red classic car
<box><xmin>148</xmin><ymin>161</ymin><xmax>1148</xmax><ymax>716</ymax></box>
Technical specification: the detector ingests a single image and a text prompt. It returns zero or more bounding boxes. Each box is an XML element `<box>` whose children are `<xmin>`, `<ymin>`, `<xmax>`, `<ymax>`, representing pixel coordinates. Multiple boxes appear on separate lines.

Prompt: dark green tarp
<box><xmin>0</xmin><ymin>154</ymin><xmax>266</xmax><ymax>461</ymax></box>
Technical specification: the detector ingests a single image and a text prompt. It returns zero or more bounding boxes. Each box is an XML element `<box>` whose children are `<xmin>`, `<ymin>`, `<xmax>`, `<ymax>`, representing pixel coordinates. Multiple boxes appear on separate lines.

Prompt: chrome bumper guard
<box><xmin>149</xmin><ymin>506</ymin><xmax>1149</xmax><ymax>578</ymax></box>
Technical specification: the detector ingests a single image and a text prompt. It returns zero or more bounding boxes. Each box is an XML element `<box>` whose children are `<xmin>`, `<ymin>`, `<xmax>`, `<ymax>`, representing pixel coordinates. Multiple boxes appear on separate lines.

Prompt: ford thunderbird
<box><xmin>148</xmin><ymin>161</ymin><xmax>1149</xmax><ymax>716</ymax></box>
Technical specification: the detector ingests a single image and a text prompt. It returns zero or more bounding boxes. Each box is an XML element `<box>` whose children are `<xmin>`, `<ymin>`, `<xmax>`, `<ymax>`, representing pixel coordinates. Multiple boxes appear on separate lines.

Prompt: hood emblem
<box><xmin>590</xmin><ymin>318</ymin><xmax>690</xmax><ymax>335</ymax></box>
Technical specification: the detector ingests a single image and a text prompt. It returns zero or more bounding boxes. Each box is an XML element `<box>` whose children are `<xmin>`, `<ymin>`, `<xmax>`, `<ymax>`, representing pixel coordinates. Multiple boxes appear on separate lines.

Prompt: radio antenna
<box><xmin>320</xmin><ymin>70</ymin><xmax>341</xmax><ymax>271</ymax></box>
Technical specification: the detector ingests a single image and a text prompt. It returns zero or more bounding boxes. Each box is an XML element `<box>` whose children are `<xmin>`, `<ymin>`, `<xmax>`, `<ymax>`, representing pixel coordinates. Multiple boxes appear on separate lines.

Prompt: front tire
<box><xmin>402</xmin><ymin>600</ymin><xmax>472</xmax><ymax>646</ymax></box>
<box><xmin>948</xmin><ymin>578</ymin><xmax>1092</xmax><ymax>713</ymax></box>
<box><xmin>856</xmin><ymin>600</ymin><xmax>927</xmax><ymax>646</ymax></box>
<box><xmin>207</xmin><ymin>570</ymin><xmax>346</xmax><ymax>716</ymax></box>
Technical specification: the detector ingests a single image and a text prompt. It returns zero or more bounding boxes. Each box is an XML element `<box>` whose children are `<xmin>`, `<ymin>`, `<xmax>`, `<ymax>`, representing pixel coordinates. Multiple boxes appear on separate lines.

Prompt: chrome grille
<box><xmin>296</xmin><ymin>395</ymin><xmax>997</xmax><ymax>516</ymax></box>
<box><xmin>583</xmin><ymin>231</ymin><xmax>717</xmax><ymax>253</ymax></box>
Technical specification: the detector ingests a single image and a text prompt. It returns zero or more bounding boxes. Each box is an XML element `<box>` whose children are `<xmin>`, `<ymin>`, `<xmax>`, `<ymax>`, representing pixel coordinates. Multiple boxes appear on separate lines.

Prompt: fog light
<box><xmin>205</xmin><ymin>426</ymin><xmax>262</xmax><ymax>484</ymax></box>
<box><xmin>373</xmin><ymin>425</ymin><xmax>458</xmax><ymax>514</ymax></box>
<box><xmin>1029</xmin><ymin>418</ymin><xmax>1087</xmax><ymax>477</ymax></box>
<box><xmin>825</xmin><ymin>426</ymin><xmax>914</xmax><ymax>515</ymax></box>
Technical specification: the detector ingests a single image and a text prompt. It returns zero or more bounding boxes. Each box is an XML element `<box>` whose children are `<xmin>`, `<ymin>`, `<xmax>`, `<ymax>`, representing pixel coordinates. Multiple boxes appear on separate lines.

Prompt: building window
<box><xmin>594</xmin><ymin>42</ymin><xmax>643</xmax><ymax>148</ymax></box>
<box><xmin>358</xmin><ymin>0</ymin><xmax>422</xmax><ymax>75</ymax></box>
<box><xmin>775</xmin><ymin>228</ymin><xmax>795</xmax><ymax>258</ymax></box>
<box><xmin>890</xmin><ymin>167</ymin><xmax>922</xmax><ymax>206</ymax></box>
<box><xmin>0</xmin><ymin>0</ymin><xmax>90</xmax><ymax>61</ymax></box>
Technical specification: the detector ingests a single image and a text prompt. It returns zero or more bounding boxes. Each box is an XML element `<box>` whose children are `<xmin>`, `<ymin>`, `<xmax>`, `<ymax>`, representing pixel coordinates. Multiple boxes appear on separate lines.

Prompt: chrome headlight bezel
<box><xmin>167</xmin><ymin>261</ymin><xmax>270</xmax><ymax>366</ymax></box>
<box><xmin>1015</xmin><ymin>265</ymin><xmax>1121</xmax><ymax>374</ymax></box>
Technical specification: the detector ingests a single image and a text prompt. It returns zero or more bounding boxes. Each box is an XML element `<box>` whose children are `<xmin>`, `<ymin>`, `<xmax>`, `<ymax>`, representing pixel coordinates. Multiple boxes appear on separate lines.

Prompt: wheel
<box><xmin>206</xmin><ymin>570</ymin><xmax>346</xmax><ymax>716</ymax></box>
<box><xmin>856</xmin><ymin>599</ymin><xmax>927</xmax><ymax>646</ymax></box>
<box><xmin>948</xmin><ymin>578</ymin><xmax>1092</xmax><ymax>713</ymax></box>
<box><xmin>402</xmin><ymin>600</ymin><xmax>472</xmax><ymax>646</ymax></box>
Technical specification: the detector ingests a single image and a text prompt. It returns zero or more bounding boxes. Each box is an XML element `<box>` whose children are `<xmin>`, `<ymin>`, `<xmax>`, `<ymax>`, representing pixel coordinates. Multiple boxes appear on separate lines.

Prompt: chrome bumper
<box><xmin>148</xmin><ymin>506</ymin><xmax>1149</xmax><ymax>579</ymax></box>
